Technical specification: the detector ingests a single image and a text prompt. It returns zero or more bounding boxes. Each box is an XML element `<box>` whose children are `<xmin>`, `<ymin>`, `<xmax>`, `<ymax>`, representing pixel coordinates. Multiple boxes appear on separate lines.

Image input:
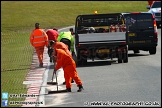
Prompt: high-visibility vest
<box><xmin>30</xmin><ymin>29</ymin><xmax>48</xmax><ymax>47</ymax></box>
<box><xmin>57</xmin><ymin>32</ymin><xmax>74</xmax><ymax>52</ymax></box>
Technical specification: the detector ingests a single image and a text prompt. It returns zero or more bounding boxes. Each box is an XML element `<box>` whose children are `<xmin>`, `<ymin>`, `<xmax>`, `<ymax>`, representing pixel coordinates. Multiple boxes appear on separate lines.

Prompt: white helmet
<box><xmin>89</xmin><ymin>27</ymin><xmax>95</xmax><ymax>33</ymax></box>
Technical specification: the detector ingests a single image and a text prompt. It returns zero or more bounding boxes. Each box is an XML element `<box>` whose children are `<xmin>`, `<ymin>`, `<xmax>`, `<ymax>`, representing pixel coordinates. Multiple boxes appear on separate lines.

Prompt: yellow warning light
<box><xmin>94</xmin><ymin>11</ymin><xmax>98</xmax><ymax>14</ymax></box>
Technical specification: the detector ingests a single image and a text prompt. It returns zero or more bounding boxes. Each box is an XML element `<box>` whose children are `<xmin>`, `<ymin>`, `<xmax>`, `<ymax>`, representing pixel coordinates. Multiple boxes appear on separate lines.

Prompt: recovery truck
<box><xmin>73</xmin><ymin>13</ymin><xmax>128</xmax><ymax>66</ymax></box>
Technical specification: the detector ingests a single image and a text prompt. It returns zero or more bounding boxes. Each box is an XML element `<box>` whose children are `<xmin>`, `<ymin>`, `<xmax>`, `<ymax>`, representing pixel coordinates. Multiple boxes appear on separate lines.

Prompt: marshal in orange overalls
<box><xmin>54</xmin><ymin>49</ymin><xmax>83</xmax><ymax>90</ymax></box>
<box><xmin>30</xmin><ymin>23</ymin><xmax>48</xmax><ymax>67</ymax></box>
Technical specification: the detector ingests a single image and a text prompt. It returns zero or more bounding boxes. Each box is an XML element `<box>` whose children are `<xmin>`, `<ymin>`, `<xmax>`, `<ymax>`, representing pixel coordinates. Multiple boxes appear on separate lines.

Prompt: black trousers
<box><xmin>60</xmin><ymin>38</ymin><xmax>71</xmax><ymax>51</ymax></box>
<box><xmin>47</xmin><ymin>46</ymin><xmax>53</xmax><ymax>57</ymax></box>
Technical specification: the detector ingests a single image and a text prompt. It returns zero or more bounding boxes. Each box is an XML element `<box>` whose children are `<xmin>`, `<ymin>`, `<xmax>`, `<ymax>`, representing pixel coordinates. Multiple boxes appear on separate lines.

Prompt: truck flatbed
<box><xmin>78</xmin><ymin>32</ymin><xmax>126</xmax><ymax>43</ymax></box>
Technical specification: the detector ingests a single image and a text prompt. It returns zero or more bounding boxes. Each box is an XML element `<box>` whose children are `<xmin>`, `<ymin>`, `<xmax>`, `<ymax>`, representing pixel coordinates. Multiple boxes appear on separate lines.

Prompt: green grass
<box><xmin>1</xmin><ymin>1</ymin><xmax>148</xmax><ymax>107</ymax></box>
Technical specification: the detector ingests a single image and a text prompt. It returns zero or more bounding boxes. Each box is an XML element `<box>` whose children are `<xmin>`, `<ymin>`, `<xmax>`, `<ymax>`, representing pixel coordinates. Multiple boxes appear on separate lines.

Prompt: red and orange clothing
<box><xmin>55</xmin><ymin>49</ymin><xmax>82</xmax><ymax>88</ymax></box>
<box><xmin>30</xmin><ymin>29</ymin><xmax>48</xmax><ymax>64</ymax></box>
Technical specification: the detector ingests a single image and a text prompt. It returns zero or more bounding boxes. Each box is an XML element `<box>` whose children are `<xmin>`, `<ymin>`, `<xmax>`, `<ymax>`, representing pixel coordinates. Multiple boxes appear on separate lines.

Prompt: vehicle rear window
<box><xmin>124</xmin><ymin>14</ymin><xmax>153</xmax><ymax>30</ymax></box>
<box><xmin>136</xmin><ymin>14</ymin><xmax>153</xmax><ymax>29</ymax></box>
<box><xmin>151</xmin><ymin>2</ymin><xmax>161</xmax><ymax>8</ymax></box>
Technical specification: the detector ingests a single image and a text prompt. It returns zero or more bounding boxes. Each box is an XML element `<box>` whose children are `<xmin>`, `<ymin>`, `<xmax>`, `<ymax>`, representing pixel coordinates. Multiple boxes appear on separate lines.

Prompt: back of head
<box><xmin>69</xmin><ymin>28</ymin><xmax>73</xmax><ymax>32</ymax></box>
<box><xmin>53</xmin><ymin>28</ymin><xmax>58</xmax><ymax>31</ymax></box>
<box><xmin>49</xmin><ymin>40</ymin><xmax>56</xmax><ymax>46</ymax></box>
<box><xmin>35</xmin><ymin>23</ymin><xmax>40</xmax><ymax>29</ymax></box>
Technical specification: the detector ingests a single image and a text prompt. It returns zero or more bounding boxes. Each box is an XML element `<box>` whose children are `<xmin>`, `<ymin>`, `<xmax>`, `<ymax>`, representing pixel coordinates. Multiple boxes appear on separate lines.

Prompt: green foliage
<box><xmin>1</xmin><ymin>1</ymin><xmax>148</xmax><ymax>32</ymax></box>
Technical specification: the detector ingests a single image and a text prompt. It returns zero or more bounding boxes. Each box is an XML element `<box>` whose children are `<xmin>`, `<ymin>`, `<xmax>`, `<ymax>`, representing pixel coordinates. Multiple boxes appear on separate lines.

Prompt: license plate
<box><xmin>128</xmin><ymin>33</ymin><xmax>135</xmax><ymax>36</ymax></box>
<box><xmin>97</xmin><ymin>49</ymin><xmax>110</xmax><ymax>53</ymax></box>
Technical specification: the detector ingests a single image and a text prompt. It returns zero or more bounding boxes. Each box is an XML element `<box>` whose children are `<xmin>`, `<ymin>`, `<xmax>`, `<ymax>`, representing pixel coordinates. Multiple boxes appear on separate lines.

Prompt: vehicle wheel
<box><xmin>82</xmin><ymin>58</ymin><xmax>87</xmax><ymax>65</ymax></box>
<box><xmin>123</xmin><ymin>54</ymin><xmax>128</xmax><ymax>63</ymax></box>
<box><xmin>133</xmin><ymin>50</ymin><xmax>140</xmax><ymax>53</ymax></box>
<box><xmin>118</xmin><ymin>59</ymin><xmax>122</xmax><ymax>63</ymax></box>
<box><xmin>123</xmin><ymin>53</ymin><xmax>128</xmax><ymax>63</ymax></box>
<box><xmin>77</xmin><ymin>60</ymin><xmax>82</xmax><ymax>66</ymax></box>
<box><xmin>72</xmin><ymin>52</ymin><xmax>77</xmax><ymax>64</ymax></box>
<box><xmin>149</xmin><ymin>47</ymin><xmax>156</xmax><ymax>55</ymax></box>
<box><xmin>77</xmin><ymin>56</ymin><xmax>87</xmax><ymax>66</ymax></box>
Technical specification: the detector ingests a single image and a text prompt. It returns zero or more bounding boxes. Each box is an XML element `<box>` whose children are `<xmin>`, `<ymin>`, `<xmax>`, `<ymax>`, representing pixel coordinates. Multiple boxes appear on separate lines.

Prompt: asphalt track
<box><xmin>22</xmin><ymin>27</ymin><xmax>161</xmax><ymax>107</ymax></box>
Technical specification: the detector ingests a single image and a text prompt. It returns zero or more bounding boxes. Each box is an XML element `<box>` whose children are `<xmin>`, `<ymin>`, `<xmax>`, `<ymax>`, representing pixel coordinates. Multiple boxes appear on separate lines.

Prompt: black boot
<box><xmin>71</xmin><ymin>79</ymin><xmax>74</xmax><ymax>83</ymax></box>
<box><xmin>63</xmin><ymin>79</ymin><xmax>74</xmax><ymax>85</ymax></box>
<box><xmin>77</xmin><ymin>85</ymin><xmax>84</xmax><ymax>92</ymax></box>
<box><xmin>66</xmin><ymin>88</ymin><xmax>71</xmax><ymax>92</ymax></box>
<box><xmin>63</xmin><ymin>81</ymin><xmax>66</xmax><ymax>85</ymax></box>
<box><xmin>50</xmin><ymin>57</ymin><xmax>52</xmax><ymax>62</ymax></box>
<box><xmin>39</xmin><ymin>63</ymin><xmax>43</xmax><ymax>67</ymax></box>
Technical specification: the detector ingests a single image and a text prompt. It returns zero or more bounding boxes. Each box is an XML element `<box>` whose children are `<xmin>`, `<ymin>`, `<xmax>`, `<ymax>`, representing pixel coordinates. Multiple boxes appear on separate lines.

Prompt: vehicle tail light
<box><xmin>78</xmin><ymin>44</ymin><xmax>83</xmax><ymax>47</ymax></box>
<box><xmin>122</xmin><ymin>42</ymin><xmax>126</xmax><ymax>45</ymax></box>
<box><xmin>152</xmin><ymin>14</ymin><xmax>155</xmax><ymax>19</ymax></box>
<box><xmin>153</xmin><ymin>16</ymin><xmax>158</xmax><ymax>37</ymax></box>
<box><xmin>116</xmin><ymin>48</ymin><xmax>122</xmax><ymax>52</ymax></box>
<box><xmin>80</xmin><ymin>50</ymin><xmax>88</xmax><ymax>54</ymax></box>
<box><xmin>153</xmin><ymin>20</ymin><xmax>157</xmax><ymax>27</ymax></box>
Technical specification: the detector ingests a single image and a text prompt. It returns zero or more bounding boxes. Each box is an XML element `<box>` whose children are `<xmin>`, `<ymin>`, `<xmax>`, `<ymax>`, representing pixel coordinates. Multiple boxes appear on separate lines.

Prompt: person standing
<box><xmin>69</xmin><ymin>28</ymin><xmax>75</xmax><ymax>35</ymax></box>
<box><xmin>46</xmin><ymin>28</ymin><xmax>59</xmax><ymax>62</ymax></box>
<box><xmin>53</xmin><ymin>48</ymin><xmax>84</xmax><ymax>92</ymax></box>
<box><xmin>30</xmin><ymin>23</ymin><xmax>48</xmax><ymax>67</ymax></box>
<box><xmin>57</xmin><ymin>31</ymin><xmax>74</xmax><ymax>52</ymax></box>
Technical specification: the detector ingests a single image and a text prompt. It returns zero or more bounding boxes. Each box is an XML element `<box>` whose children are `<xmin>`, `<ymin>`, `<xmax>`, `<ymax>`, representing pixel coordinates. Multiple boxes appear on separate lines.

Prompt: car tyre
<box><xmin>149</xmin><ymin>47</ymin><xmax>156</xmax><ymax>55</ymax></box>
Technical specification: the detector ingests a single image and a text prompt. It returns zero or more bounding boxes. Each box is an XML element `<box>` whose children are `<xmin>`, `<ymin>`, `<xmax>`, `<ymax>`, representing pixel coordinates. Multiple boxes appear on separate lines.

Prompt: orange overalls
<box><xmin>30</xmin><ymin>29</ymin><xmax>48</xmax><ymax>64</ymax></box>
<box><xmin>53</xmin><ymin>42</ymin><xmax>72</xmax><ymax>57</ymax></box>
<box><xmin>55</xmin><ymin>49</ymin><xmax>82</xmax><ymax>88</ymax></box>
